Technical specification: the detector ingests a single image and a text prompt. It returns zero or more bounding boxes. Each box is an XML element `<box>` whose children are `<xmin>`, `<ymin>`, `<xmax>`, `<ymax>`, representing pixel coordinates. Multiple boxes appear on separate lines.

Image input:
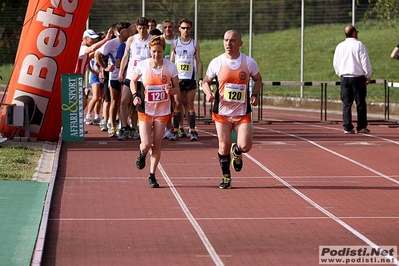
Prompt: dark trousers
<box><xmin>340</xmin><ymin>76</ymin><xmax>368</xmax><ymax>131</ymax></box>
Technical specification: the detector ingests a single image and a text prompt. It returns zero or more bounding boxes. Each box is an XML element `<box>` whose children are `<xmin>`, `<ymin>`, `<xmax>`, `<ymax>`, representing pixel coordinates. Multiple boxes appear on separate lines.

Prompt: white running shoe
<box><xmin>163</xmin><ymin>130</ymin><xmax>173</xmax><ymax>139</ymax></box>
<box><xmin>85</xmin><ymin>114</ymin><xmax>93</xmax><ymax>125</ymax></box>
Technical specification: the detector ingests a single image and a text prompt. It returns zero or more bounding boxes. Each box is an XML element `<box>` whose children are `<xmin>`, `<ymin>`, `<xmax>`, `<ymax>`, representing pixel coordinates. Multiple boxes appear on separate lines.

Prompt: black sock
<box><xmin>173</xmin><ymin>112</ymin><xmax>181</xmax><ymax>130</ymax></box>
<box><xmin>218</xmin><ymin>153</ymin><xmax>231</xmax><ymax>176</ymax></box>
<box><xmin>188</xmin><ymin>112</ymin><xmax>195</xmax><ymax>130</ymax></box>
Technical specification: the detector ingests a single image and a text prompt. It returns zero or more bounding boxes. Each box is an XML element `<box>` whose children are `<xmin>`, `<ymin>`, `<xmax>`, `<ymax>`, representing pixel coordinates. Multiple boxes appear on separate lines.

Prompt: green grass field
<box><xmin>1</xmin><ymin>21</ymin><xmax>399</xmax><ymax>101</ymax></box>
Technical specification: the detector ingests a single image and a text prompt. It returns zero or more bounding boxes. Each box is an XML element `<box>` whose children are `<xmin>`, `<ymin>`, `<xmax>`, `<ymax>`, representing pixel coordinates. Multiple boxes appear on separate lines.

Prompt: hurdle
<box><xmin>386</xmin><ymin>81</ymin><xmax>399</xmax><ymax>128</ymax></box>
<box><xmin>260</xmin><ymin>81</ymin><xmax>325</xmax><ymax>123</ymax></box>
<box><xmin>324</xmin><ymin>79</ymin><xmax>397</xmax><ymax>124</ymax></box>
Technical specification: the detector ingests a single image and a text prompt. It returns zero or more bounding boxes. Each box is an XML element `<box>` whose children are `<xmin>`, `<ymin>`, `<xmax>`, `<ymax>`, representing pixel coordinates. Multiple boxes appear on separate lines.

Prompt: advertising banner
<box><xmin>0</xmin><ymin>0</ymin><xmax>93</xmax><ymax>141</ymax></box>
<box><xmin>61</xmin><ymin>74</ymin><xmax>84</xmax><ymax>142</ymax></box>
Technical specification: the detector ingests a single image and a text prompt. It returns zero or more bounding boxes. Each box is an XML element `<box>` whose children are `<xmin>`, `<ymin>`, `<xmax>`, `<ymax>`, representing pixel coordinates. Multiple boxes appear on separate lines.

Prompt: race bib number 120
<box><xmin>224</xmin><ymin>83</ymin><xmax>246</xmax><ymax>103</ymax></box>
<box><xmin>146</xmin><ymin>85</ymin><xmax>168</xmax><ymax>103</ymax></box>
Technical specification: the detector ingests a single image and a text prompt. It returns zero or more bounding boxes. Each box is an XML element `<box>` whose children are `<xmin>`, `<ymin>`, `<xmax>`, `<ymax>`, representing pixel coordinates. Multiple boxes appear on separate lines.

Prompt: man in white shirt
<box><xmin>333</xmin><ymin>25</ymin><xmax>372</xmax><ymax>134</ymax></box>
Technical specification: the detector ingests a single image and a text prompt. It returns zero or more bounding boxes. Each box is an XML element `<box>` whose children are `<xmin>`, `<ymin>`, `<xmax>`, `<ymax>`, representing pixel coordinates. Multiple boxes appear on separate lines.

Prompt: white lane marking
<box><xmin>201</xmin><ymin>126</ymin><xmax>399</xmax><ymax>264</ymax></box>
<box><xmin>344</xmin><ymin>142</ymin><xmax>378</xmax><ymax>146</ymax></box>
<box><xmin>50</xmin><ymin>216</ymin><xmax>399</xmax><ymax>221</ymax></box>
<box><xmin>309</xmin><ymin>123</ymin><xmax>399</xmax><ymax>145</ymax></box>
<box><xmin>255</xmin><ymin>126</ymin><xmax>399</xmax><ymax>185</ymax></box>
<box><xmin>245</xmin><ymin>152</ymin><xmax>399</xmax><ymax>265</ymax></box>
<box><xmin>157</xmin><ymin>163</ymin><xmax>224</xmax><ymax>266</ymax></box>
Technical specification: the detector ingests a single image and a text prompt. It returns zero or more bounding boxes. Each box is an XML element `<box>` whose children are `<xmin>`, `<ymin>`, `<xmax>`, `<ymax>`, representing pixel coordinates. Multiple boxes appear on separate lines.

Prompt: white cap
<box><xmin>83</xmin><ymin>29</ymin><xmax>99</xmax><ymax>39</ymax></box>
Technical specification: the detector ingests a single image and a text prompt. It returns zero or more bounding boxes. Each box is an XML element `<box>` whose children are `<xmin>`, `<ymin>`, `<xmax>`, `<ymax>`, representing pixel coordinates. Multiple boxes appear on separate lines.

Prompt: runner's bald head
<box><xmin>225</xmin><ymin>29</ymin><xmax>241</xmax><ymax>40</ymax></box>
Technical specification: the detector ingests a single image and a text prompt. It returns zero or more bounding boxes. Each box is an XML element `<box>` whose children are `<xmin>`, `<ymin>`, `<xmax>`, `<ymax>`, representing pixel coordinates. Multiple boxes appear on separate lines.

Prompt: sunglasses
<box><xmin>180</xmin><ymin>27</ymin><xmax>191</xmax><ymax>30</ymax></box>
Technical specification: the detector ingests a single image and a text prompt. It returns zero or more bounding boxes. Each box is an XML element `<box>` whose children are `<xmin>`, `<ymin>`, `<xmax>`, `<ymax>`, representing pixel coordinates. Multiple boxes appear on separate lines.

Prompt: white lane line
<box><xmin>157</xmin><ymin>163</ymin><xmax>224</xmax><ymax>266</ymax></box>
<box><xmin>201</xmin><ymin>127</ymin><xmax>398</xmax><ymax>264</ymax></box>
<box><xmin>309</xmin><ymin>123</ymin><xmax>399</xmax><ymax>145</ymax></box>
<box><xmin>50</xmin><ymin>216</ymin><xmax>399</xmax><ymax>221</ymax></box>
<box><xmin>245</xmin><ymin>152</ymin><xmax>399</xmax><ymax>265</ymax></box>
<box><xmin>255</xmin><ymin>126</ymin><xmax>399</xmax><ymax>185</ymax></box>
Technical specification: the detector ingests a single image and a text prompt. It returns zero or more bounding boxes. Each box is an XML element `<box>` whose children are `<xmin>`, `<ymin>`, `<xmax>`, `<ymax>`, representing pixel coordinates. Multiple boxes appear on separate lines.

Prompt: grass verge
<box><xmin>0</xmin><ymin>144</ymin><xmax>42</xmax><ymax>181</ymax></box>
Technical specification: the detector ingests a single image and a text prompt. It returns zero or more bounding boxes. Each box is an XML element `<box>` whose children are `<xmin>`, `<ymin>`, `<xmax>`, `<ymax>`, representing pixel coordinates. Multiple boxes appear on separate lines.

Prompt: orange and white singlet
<box><xmin>135</xmin><ymin>59</ymin><xmax>179</xmax><ymax>116</ymax></box>
<box><xmin>206</xmin><ymin>53</ymin><xmax>259</xmax><ymax>116</ymax></box>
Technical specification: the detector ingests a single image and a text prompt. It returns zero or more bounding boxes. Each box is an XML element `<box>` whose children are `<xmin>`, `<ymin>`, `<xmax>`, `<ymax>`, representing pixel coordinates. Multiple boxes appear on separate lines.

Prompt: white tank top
<box><xmin>173</xmin><ymin>38</ymin><xmax>196</xmax><ymax>80</ymax></box>
<box><xmin>126</xmin><ymin>34</ymin><xmax>152</xmax><ymax>80</ymax></box>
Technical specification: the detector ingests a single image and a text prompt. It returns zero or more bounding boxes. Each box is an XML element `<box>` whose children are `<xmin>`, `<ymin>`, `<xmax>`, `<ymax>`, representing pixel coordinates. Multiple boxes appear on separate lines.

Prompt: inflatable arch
<box><xmin>0</xmin><ymin>0</ymin><xmax>93</xmax><ymax>141</ymax></box>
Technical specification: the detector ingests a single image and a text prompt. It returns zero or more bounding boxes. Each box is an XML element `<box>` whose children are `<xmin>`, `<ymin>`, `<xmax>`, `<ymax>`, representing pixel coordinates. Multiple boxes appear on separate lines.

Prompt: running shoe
<box><xmin>100</xmin><ymin>119</ymin><xmax>108</xmax><ymax>132</ymax></box>
<box><xmin>219</xmin><ymin>174</ymin><xmax>232</xmax><ymax>189</ymax></box>
<box><xmin>93</xmin><ymin>117</ymin><xmax>101</xmax><ymax>125</ymax></box>
<box><xmin>189</xmin><ymin>131</ymin><xmax>198</xmax><ymax>141</ymax></box>
<box><xmin>178</xmin><ymin>127</ymin><xmax>187</xmax><ymax>138</ymax></box>
<box><xmin>231</xmin><ymin>143</ymin><xmax>243</xmax><ymax>172</ymax></box>
<box><xmin>109</xmin><ymin>127</ymin><xmax>117</xmax><ymax>137</ymax></box>
<box><xmin>130</xmin><ymin>129</ymin><xmax>140</xmax><ymax>139</ymax></box>
<box><xmin>169</xmin><ymin>131</ymin><xmax>179</xmax><ymax>141</ymax></box>
<box><xmin>118</xmin><ymin>127</ymin><xmax>130</xmax><ymax>141</ymax></box>
<box><xmin>357</xmin><ymin>128</ymin><xmax>370</xmax><ymax>134</ymax></box>
<box><xmin>136</xmin><ymin>150</ymin><xmax>147</xmax><ymax>170</ymax></box>
<box><xmin>85</xmin><ymin>114</ymin><xmax>93</xmax><ymax>125</ymax></box>
<box><xmin>163</xmin><ymin>129</ymin><xmax>173</xmax><ymax>139</ymax></box>
<box><xmin>148</xmin><ymin>175</ymin><xmax>160</xmax><ymax>188</ymax></box>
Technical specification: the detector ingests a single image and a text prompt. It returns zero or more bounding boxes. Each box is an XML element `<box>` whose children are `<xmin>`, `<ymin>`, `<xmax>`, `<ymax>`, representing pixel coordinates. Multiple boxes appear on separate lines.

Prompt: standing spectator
<box><xmin>170</xmin><ymin>18</ymin><xmax>203</xmax><ymax>141</ymax></box>
<box><xmin>333</xmin><ymin>25</ymin><xmax>372</xmax><ymax>134</ymax></box>
<box><xmin>201</xmin><ymin>29</ymin><xmax>263</xmax><ymax>189</ymax></box>
<box><xmin>130</xmin><ymin>36</ymin><xmax>180</xmax><ymax>188</ymax></box>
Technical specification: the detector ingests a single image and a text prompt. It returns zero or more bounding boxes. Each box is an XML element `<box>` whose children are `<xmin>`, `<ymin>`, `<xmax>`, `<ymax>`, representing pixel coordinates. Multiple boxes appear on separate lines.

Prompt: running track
<box><xmin>40</xmin><ymin>107</ymin><xmax>399</xmax><ymax>265</ymax></box>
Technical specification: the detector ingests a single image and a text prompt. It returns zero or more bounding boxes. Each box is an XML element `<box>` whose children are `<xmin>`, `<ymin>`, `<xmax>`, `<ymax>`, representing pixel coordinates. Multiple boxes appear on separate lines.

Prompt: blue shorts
<box><xmin>90</xmin><ymin>73</ymin><xmax>103</xmax><ymax>87</ymax></box>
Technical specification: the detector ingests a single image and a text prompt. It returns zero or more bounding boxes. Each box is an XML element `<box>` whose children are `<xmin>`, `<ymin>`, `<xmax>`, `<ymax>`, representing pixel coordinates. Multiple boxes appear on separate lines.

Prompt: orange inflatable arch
<box><xmin>0</xmin><ymin>0</ymin><xmax>93</xmax><ymax>141</ymax></box>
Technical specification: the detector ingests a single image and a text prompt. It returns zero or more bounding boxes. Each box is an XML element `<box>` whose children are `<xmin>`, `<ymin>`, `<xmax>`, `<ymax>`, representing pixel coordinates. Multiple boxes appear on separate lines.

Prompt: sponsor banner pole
<box><xmin>0</xmin><ymin>0</ymin><xmax>93</xmax><ymax>141</ymax></box>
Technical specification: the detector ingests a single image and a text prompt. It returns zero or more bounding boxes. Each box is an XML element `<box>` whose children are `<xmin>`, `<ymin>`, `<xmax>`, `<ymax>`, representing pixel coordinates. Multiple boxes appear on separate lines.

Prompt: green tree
<box><xmin>364</xmin><ymin>0</ymin><xmax>399</xmax><ymax>27</ymax></box>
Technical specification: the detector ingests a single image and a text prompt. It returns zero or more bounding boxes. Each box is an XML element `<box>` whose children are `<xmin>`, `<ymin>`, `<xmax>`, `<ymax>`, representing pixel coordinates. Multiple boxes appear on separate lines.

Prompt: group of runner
<box><xmin>77</xmin><ymin>17</ymin><xmax>262</xmax><ymax>189</ymax></box>
<box><xmin>82</xmin><ymin>17</ymin><xmax>202</xmax><ymax>142</ymax></box>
